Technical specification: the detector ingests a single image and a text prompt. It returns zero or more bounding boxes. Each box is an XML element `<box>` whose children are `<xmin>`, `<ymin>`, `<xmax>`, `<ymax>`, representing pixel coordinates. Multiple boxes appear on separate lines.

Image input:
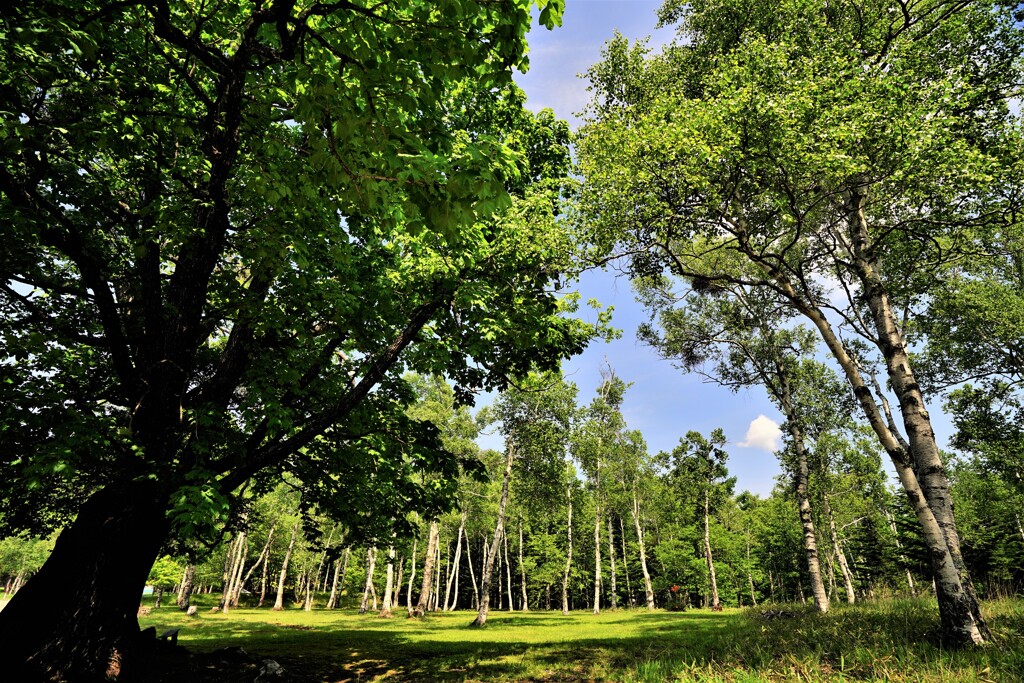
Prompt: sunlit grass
<box><xmin>138</xmin><ymin>596</ymin><xmax>1024</xmax><ymax>681</ymax></box>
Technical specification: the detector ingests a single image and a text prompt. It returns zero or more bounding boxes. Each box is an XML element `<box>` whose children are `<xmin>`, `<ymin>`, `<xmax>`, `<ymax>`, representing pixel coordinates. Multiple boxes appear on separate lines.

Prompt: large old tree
<box><xmin>0</xmin><ymin>0</ymin><xmax>587</xmax><ymax>679</ymax></box>
<box><xmin>575</xmin><ymin>0</ymin><xmax>1023</xmax><ymax>645</ymax></box>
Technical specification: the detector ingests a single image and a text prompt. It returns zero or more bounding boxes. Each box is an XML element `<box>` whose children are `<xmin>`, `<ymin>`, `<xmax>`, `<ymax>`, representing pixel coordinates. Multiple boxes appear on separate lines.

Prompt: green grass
<box><xmin>137</xmin><ymin>597</ymin><xmax>1024</xmax><ymax>682</ymax></box>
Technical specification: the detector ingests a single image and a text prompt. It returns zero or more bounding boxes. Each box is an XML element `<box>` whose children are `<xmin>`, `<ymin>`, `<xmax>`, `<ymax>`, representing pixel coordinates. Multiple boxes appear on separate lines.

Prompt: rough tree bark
<box><xmin>177</xmin><ymin>564</ymin><xmax>196</xmax><ymax>611</ymax></box>
<box><xmin>0</xmin><ymin>481</ymin><xmax>171</xmax><ymax>681</ymax></box>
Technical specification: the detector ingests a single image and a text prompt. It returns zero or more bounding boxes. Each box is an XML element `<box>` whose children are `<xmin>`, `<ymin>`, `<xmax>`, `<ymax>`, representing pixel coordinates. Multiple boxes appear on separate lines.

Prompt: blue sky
<box><xmin>499</xmin><ymin>1</ymin><xmax>788</xmax><ymax>497</ymax></box>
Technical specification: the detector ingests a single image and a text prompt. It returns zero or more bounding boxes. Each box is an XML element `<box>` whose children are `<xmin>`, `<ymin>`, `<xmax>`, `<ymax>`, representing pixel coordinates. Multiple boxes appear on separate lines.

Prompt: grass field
<box><xmin>135</xmin><ymin>597</ymin><xmax>1024</xmax><ymax>682</ymax></box>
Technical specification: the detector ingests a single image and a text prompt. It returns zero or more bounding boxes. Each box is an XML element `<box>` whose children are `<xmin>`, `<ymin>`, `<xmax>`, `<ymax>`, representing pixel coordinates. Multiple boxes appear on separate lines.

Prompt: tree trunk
<box><xmin>444</xmin><ymin>513</ymin><xmax>465</xmax><ymax>611</ymax></box>
<box><xmin>394</xmin><ymin>555</ymin><xmax>404</xmax><ymax>609</ymax></box>
<box><xmin>471</xmin><ymin>444</ymin><xmax>515</xmax><ymax>627</ymax></box>
<box><xmin>177</xmin><ymin>564</ymin><xmax>196</xmax><ymax>611</ymax></box>
<box><xmin>822</xmin><ymin>495</ymin><xmax>856</xmax><ymax>604</ymax></box>
<box><xmin>619</xmin><ymin>517</ymin><xmax>632</xmax><ymax>607</ymax></box>
<box><xmin>432</xmin><ymin>537</ymin><xmax>441</xmax><ymax>611</ymax></box>
<box><xmin>885</xmin><ymin>509</ymin><xmax>917</xmax><ymax>597</ymax></box>
<box><xmin>503</xmin><ymin>527</ymin><xmax>514</xmax><ymax>612</ymax></box>
<box><xmin>593</xmin><ymin>467</ymin><xmax>602</xmax><ymax>615</ymax></box>
<box><xmin>465</xmin><ymin>534</ymin><xmax>479</xmax><ymax>610</ymax></box>
<box><xmin>379</xmin><ymin>545</ymin><xmax>396</xmax><ymax>618</ymax></box>
<box><xmin>273</xmin><ymin>523</ymin><xmax>299</xmax><ymax>611</ymax></box>
<box><xmin>562</xmin><ymin>480</ymin><xmax>574</xmax><ymax>616</ymax></box>
<box><xmin>326</xmin><ymin>556</ymin><xmax>343</xmax><ymax>609</ymax></box>
<box><xmin>0</xmin><ymin>481</ymin><xmax>171</xmax><ymax>681</ymax></box>
<box><xmin>607</xmin><ymin>517</ymin><xmax>617</xmax><ymax>610</ymax></box>
<box><xmin>703</xmin><ymin>489</ymin><xmax>721</xmax><ymax>610</ymax></box>
<box><xmin>226</xmin><ymin>533</ymin><xmax>249</xmax><ymax>611</ymax></box>
<box><xmin>238</xmin><ymin>525</ymin><xmax>275</xmax><ymax>608</ymax></box>
<box><xmin>359</xmin><ymin>548</ymin><xmax>377</xmax><ymax>614</ymax></box>
<box><xmin>631</xmin><ymin>490</ymin><xmax>655</xmax><ymax>610</ymax></box>
<box><xmin>406</xmin><ymin>537</ymin><xmax>417</xmax><ymax>615</ymax></box>
<box><xmin>258</xmin><ymin>545</ymin><xmax>272</xmax><ymax>608</ymax></box>
<box><xmin>519</xmin><ymin>522</ymin><xmax>529</xmax><ymax>611</ymax></box>
<box><xmin>414</xmin><ymin>522</ymin><xmax>439</xmax><ymax>616</ymax></box>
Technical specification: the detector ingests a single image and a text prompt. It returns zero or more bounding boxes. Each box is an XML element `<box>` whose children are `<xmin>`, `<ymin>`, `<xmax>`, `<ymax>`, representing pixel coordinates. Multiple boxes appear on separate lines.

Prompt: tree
<box><xmin>0</xmin><ymin>1</ymin><xmax>588</xmax><ymax>677</ymax></box>
<box><xmin>575</xmin><ymin>0</ymin><xmax>1023</xmax><ymax>644</ymax></box>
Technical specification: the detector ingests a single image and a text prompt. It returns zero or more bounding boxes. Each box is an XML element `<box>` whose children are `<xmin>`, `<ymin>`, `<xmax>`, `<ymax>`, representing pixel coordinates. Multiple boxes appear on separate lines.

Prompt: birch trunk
<box><xmin>413</xmin><ymin>522</ymin><xmax>438</xmax><ymax>616</ymax></box>
<box><xmin>607</xmin><ymin>517</ymin><xmax>617</xmax><ymax>609</ymax></box>
<box><xmin>444</xmin><ymin>513</ymin><xmax>465</xmax><ymax>611</ymax></box>
<box><xmin>562</xmin><ymin>480</ymin><xmax>574</xmax><ymax>615</ymax></box>
<box><xmin>379</xmin><ymin>545</ymin><xmax>396</xmax><ymax>618</ymax></box>
<box><xmin>273</xmin><ymin>523</ymin><xmax>299</xmax><ymax>611</ymax></box>
<box><xmin>503</xmin><ymin>528</ymin><xmax>514</xmax><ymax>612</ymax></box>
<box><xmin>619</xmin><ymin>517</ymin><xmax>632</xmax><ymax>607</ymax></box>
<box><xmin>406</xmin><ymin>537</ymin><xmax>417</xmax><ymax>615</ymax></box>
<box><xmin>359</xmin><ymin>547</ymin><xmax>377</xmax><ymax>614</ymax></box>
<box><xmin>631</xmin><ymin>490</ymin><xmax>655</xmax><ymax>610</ymax></box>
<box><xmin>519</xmin><ymin>522</ymin><xmax>529</xmax><ymax>611</ymax></box>
<box><xmin>465</xmin><ymin>534</ymin><xmax>479</xmax><ymax>610</ymax></box>
<box><xmin>703</xmin><ymin>490</ymin><xmax>721</xmax><ymax>610</ymax></box>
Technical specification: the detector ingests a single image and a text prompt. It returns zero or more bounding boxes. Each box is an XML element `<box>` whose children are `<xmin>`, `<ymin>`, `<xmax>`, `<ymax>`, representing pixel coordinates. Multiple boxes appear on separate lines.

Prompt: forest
<box><xmin>1</xmin><ymin>0</ymin><xmax>1023</xmax><ymax>681</ymax></box>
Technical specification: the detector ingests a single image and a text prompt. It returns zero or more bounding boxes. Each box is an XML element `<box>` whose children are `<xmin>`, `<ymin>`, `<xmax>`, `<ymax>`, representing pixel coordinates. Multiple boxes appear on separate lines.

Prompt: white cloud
<box><xmin>737</xmin><ymin>415</ymin><xmax>782</xmax><ymax>452</ymax></box>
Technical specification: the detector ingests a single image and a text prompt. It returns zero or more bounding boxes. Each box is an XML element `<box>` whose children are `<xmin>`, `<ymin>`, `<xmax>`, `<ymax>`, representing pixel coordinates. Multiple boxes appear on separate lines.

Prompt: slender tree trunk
<box><xmin>153</xmin><ymin>587</ymin><xmax>164</xmax><ymax>609</ymax></box>
<box><xmin>607</xmin><ymin>517</ymin><xmax>618</xmax><ymax>610</ymax></box>
<box><xmin>258</xmin><ymin>545</ymin><xmax>272</xmax><ymax>608</ymax></box>
<box><xmin>631</xmin><ymin>490</ymin><xmax>655</xmax><ymax>610</ymax></box>
<box><xmin>273</xmin><ymin>523</ymin><xmax>299</xmax><ymax>611</ymax></box>
<box><xmin>432</xmin><ymin>538</ymin><xmax>441</xmax><ymax>611</ymax></box>
<box><xmin>230</xmin><ymin>536</ymin><xmax>251</xmax><ymax>610</ymax></box>
<box><xmin>562</xmin><ymin>480</ymin><xmax>574</xmax><ymax>615</ymax></box>
<box><xmin>503</xmin><ymin>528</ymin><xmax>514</xmax><ymax>612</ymax></box>
<box><xmin>519</xmin><ymin>522</ymin><xmax>529</xmax><ymax>611</ymax></box>
<box><xmin>703</xmin><ymin>490</ymin><xmax>721</xmax><ymax>610</ymax></box>
<box><xmin>593</xmin><ymin>466</ymin><xmax>602</xmax><ymax>615</ymax></box>
<box><xmin>619</xmin><ymin>517</ymin><xmax>632</xmax><ymax>607</ymax></box>
<box><xmin>406</xmin><ymin>537</ymin><xmax>417</xmax><ymax>616</ymax></box>
<box><xmin>414</xmin><ymin>522</ymin><xmax>439</xmax><ymax>616</ymax></box>
<box><xmin>379</xmin><ymin>545</ymin><xmax>396</xmax><ymax>618</ymax></box>
<box><xmin>394</xmin><ymin>555</ymin><xmax>404</xmax><ymax>609</ymax></box>
<box><xmin>236</xmin><ymin>525</ymin><xmax>274</xmax><ymax>609</ymax></box>
<box><xmin>177</xmin><ymin>564</ymin><xmax>196</xmax><ymax>611</ymax></box>
<box><xmin>359</xmin><ymin>548</ymin><xmax>377</xmax><ymax>614</ymax></box>
<box><xmin>326</xmin><ymin>556</ymin><xmax>343</xmax><ymax>609</ymax></box>
<box><xmin>822</xmin><ymin>495</ymin><xmax>856</xmax><ymax>604</ymax></box>
<box><xmin>471</xmin><ymin>444</ymin><xmax>515</xmax><ymax>627</ymax></box>
<box><xmin>219</xmin><ymin>536</ymin><xmax>240</xmax><ymax>612</ymax></box>
<box><xmin>465</xmin><ymin>534</ymin><xmax>479</xmax><ymax>610</ymax></box>
<box><xmin>444</xmin><ymin>513</ymin><xmax>465</xmax><ymax>611</ymax></box>
<box><xmin>497</xmin><ymin>537</ymin><xmax>504</xmax><ymax>610</ymax></box>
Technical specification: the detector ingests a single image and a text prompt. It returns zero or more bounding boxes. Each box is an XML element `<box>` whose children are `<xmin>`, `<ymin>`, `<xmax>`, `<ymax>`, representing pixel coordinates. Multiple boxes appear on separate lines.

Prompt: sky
<box><xmin>487</xmin><ymin>1</ymin><xmax>789</xmax><ymax>497</ymax></box>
